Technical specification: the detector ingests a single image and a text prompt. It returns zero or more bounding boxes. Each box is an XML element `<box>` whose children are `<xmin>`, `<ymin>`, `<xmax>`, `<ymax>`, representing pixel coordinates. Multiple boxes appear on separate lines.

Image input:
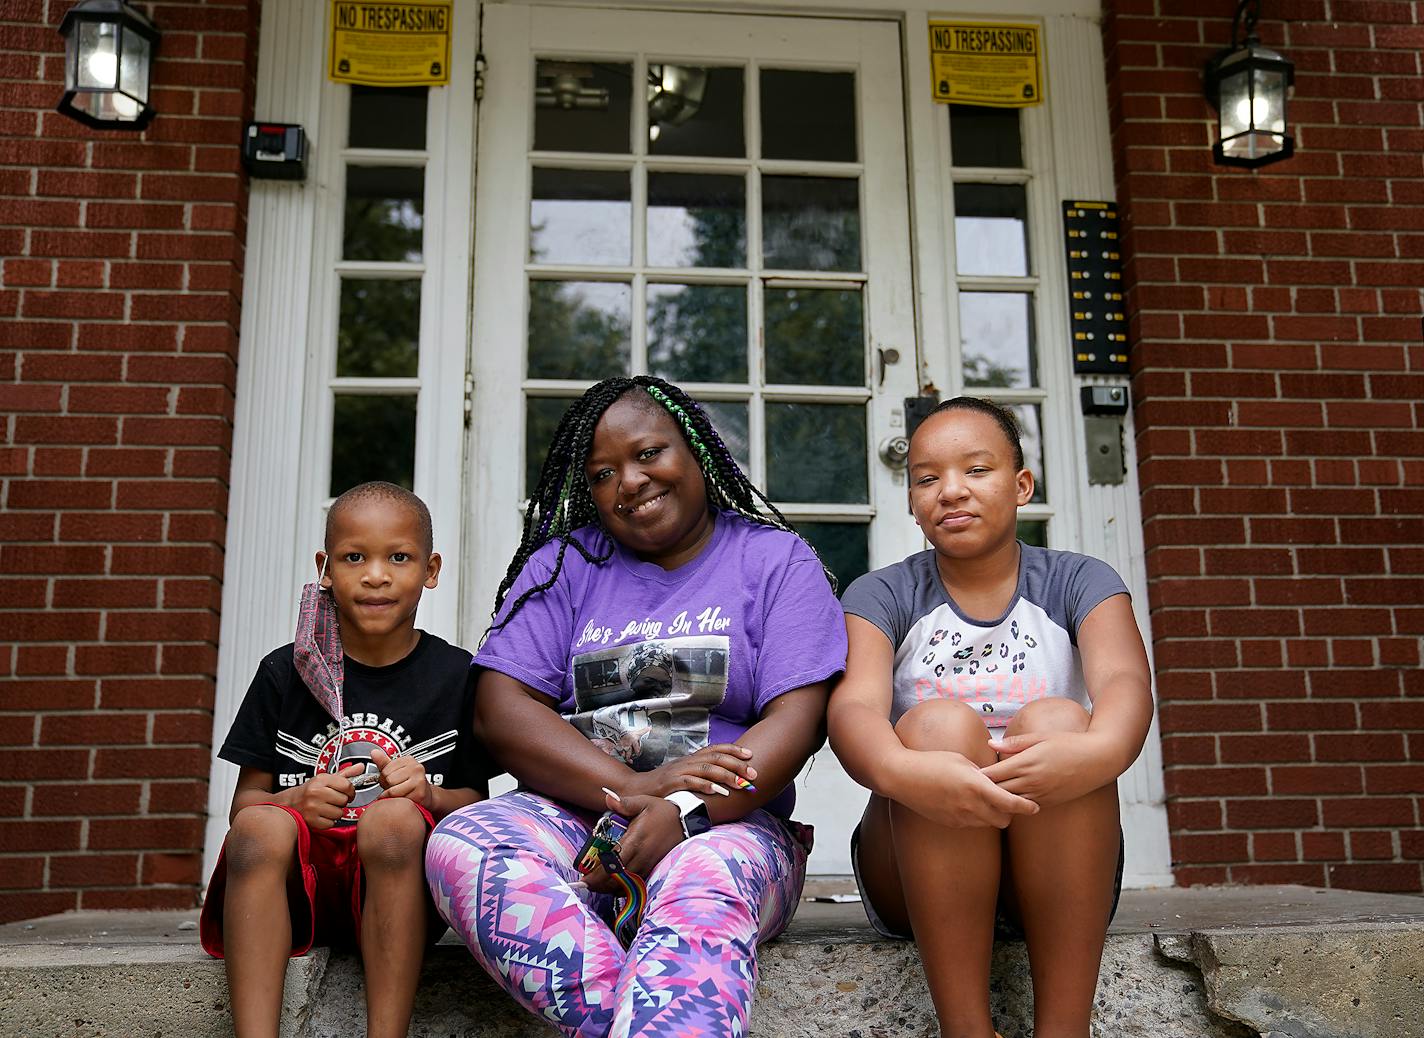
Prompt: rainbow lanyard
<box><xmin>575</xmin><ymin>812</ymin><xmax>647</xmax><ymax>947</ymax></box>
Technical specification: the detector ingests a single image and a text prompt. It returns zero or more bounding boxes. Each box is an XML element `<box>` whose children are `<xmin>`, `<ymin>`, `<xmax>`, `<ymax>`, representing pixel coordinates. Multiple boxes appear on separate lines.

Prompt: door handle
<box><xmin>878</xmin><ymin>435</ymin><xmax>910</xmax><ymax>468</ymax></box>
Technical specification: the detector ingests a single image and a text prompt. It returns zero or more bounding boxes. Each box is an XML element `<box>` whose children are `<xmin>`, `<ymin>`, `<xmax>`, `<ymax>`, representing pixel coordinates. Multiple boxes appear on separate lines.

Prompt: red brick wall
<box><xmin>0</xmin><ymin>0</ymin><xmax>258</xmax><ymax>923</ymax></box>
<box><xmin>1105</xmin><ymin>0</ymin><xmax>1424</xmax><ymax>892</ymax></box>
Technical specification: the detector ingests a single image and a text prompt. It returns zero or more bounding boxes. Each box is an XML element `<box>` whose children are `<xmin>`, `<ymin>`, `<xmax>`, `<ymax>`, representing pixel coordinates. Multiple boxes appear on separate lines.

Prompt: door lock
<box><xmin>878</xmin><ymin>435</ymin><xmax>910</xmax><ymax>468</ymax></box>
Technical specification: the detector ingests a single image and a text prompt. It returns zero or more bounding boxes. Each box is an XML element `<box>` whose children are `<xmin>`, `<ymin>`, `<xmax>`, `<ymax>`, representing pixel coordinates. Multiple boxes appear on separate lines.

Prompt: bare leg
<box><xmin>859</xmin><ymin>700</ymin><xmax>1001</xmax><ymax>1038</ymax></box>
<box><xmin>357</xmin><ymin>797</ymin><xmax>431</xmax><ymax>1038</ymax></box>
<box><xmin>223</xmin><ymin>806</ymin><xmax>303</xmax><ymax>1038</ymax></box>
<box><xmin>1001</xmin><ymin>699</ymin><xmax>1119</xmax><ymax>1038</ymax></box>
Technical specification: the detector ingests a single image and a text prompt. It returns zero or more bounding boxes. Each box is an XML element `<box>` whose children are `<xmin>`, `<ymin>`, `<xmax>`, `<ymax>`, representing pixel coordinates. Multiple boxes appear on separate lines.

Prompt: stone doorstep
<box><xmin>1</xmin><ymin>885</ymin><xmax>1421</xmax><ymax>1038</ymax></box>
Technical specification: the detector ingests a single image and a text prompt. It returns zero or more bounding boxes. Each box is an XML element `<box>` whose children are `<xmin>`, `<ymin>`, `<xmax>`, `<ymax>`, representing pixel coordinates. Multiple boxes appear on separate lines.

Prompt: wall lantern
<box><xmin>56</xmin><ymin>0</ymin><xmax>160</xmax><ymax>130</ymax></box>
<box><xmin>1203</xmin><ymin>0</ymin><xmax>1293</xmax><ymax>168</ymax></box>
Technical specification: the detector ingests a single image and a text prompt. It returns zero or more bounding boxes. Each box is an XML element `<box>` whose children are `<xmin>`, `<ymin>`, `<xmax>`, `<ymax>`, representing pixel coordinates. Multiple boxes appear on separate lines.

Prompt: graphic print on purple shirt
<box><xmin>474</xmin><ymin>512</ymin><xmax>848</xmax><ymax>816</ymax></box>
<box><xmin>570</xmin><ymin>635</ymin><xmax>728</xmax><ymax>771</ymax></box>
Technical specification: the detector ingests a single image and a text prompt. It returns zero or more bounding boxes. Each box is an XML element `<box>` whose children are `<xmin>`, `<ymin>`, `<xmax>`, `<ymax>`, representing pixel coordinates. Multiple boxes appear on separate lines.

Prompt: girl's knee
<box><xmin>357</xmin><ymin>797</ymin><xmax>428</xmax><ymax>872</ymax></box>
<box><xmin>224</xmin><ymin>805</ymin><xmax>299</xmax><ymax>876</ymax></box>
<box><xmin>1006</xmin><ymin>697</ymin><xmax>1091</xmax><ymax>737</ymax></box>
<box><xmin>894</xmin><ymin>700</ymin><xmax>993</xmax><ymax>761</ymax></box>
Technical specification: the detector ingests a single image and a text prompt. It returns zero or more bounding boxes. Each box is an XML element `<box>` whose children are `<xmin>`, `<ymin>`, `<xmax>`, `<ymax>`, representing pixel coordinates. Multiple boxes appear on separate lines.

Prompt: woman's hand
<box><xmin>982</xmin><ymin>731</ymin><xmax>1116</xmax><ymax>807</ymax></box>
<box><xmin>623</xmin><ymin>744</ymin><xmax>757</xmax><ymax>799</ymax></box>
<box><xmin>887</xmin><ymin>748</ymin><xmax>1038</xmax><ymax>829</ymax></box>
<box><xmin>580</xmin><ymin>790</ymin><xmax>684</xmax><ymax>895</ymax></box>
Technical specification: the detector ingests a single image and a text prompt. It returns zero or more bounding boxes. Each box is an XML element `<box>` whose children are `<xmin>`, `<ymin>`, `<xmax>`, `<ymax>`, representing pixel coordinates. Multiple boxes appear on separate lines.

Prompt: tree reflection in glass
<box><xmin>338</xmin><ymin>279</ymin><xmax>420</xmax><ymax>378</ymax></box>
<box><xmin>766</xmin><ymin>402</ymin><xmax>867</xmax><ymax>504</ymax></box>
<box><xmin>646</xmin><ymin>173</ymin><xmax>745</xmax><ymax>268</ymax></box>
<box><xmin>330</xmin><ymin>395</ymin><xmax>417</xmax><ymax>496</ymax></box>
<box><xmin>763</xmin><ymin>176</ymin><xmax>861</xmax><ymax>272</ymax></box>
<box><xmin>960</xmin><ymin>292</ymin><xmax>1035</xmax><ymax>388</ymax></box>
<box><xmin>797</xmin><ymin>521</ymin><xmax>869</xmax><ymax>587</ymax></box>
<box><xmin>343</xmin><ymin>166</ymin><xmax>423</xmax><ymax>263</ymax></box>
<box><xmin>765</xmin><ymin>287</ymin><xmax>863</xmax><ymax>386</ymax></box>
<box><xmin>647</xmin><ymin>284</ymin><xmax>746</xmax><ymax>383</ymax></box>
<box><xmin>527</xmin><ymin>280</ymin><xmax>631</xmax><ymax>380</ymax></box>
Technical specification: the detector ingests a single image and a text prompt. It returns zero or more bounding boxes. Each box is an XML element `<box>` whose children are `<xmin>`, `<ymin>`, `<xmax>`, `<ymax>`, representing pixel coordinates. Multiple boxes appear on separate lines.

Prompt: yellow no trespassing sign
<box><xmin>929</xmin><ymin>22</ymin><xmax>1044</xmax><ymax>108</ymax></box>
<box><xmin>329</xmin><ymin>1</ymin><xmax>452</xmax><ymax>87</ymax></box>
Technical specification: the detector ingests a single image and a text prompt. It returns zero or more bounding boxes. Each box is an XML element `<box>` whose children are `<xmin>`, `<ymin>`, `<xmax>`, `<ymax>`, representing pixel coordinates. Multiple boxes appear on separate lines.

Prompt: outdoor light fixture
<box><xmin>1203</xmin><ymin>0</ymin><xmax>1294</xmax><ymax>168</ymax></box>
<box><xmin>56</xmin><ymin>0</ymin><xmax>160</xmax><ymax>130</ymax></box>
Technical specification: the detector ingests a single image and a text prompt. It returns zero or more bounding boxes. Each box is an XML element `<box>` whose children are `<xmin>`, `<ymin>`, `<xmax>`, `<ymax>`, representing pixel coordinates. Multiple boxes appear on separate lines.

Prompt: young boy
<box><xmin>200</xmin><ymin>481</ymin><xmax>485</xmax><ymax>1038</ymax></box>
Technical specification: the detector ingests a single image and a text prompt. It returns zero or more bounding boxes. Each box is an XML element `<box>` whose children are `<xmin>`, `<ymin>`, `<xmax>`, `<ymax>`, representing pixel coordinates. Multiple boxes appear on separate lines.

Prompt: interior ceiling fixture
<box><xmin>647</xmin><ymin>64</ymin><xmax>708</xmax><ymax>140</ymax></box>
<box><xmin>56</xmin><ymin>0</ymin><xmax>161</xmax><ymax>130</ymax></box>
<box><xmin>1203</xmin><ymin>0</ymin><xmax>1295</xmax><ymax>168</ymax></box>
<box><xmin>535</xmin><ymin>62</ymin><xmax>610</xmax><ymax>110</ymax></box>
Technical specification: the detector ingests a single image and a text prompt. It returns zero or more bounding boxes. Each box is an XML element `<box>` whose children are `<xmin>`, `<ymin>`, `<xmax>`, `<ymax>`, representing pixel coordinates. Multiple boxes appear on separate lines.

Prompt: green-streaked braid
<box><xmin>488</xmin><ymin>375</ymin><xmax>837</xmax><ymax>636</ymax></box>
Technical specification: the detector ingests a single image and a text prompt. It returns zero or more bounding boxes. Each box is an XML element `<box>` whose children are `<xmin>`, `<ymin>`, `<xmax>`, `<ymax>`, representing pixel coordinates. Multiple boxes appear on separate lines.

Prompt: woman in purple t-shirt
<box><xmin>426</xmin><ymin>376</ymin><xmax>846</xmax><ymax>1038</ymax></box>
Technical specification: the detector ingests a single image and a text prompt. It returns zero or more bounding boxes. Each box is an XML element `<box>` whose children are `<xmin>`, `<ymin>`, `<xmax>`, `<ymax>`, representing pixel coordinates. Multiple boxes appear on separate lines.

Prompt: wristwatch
<box><xmin>663</xmin><ymin>790</ymin><xmax>712</xmax><ymax>841</ymax></box>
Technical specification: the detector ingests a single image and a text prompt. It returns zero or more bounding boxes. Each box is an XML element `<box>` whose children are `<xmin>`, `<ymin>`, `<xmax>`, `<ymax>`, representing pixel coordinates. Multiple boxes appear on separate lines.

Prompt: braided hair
<box><xmin>491</xmin><ymin>375</ymin><xmax>836</xmax><ymax>632</ymax></box>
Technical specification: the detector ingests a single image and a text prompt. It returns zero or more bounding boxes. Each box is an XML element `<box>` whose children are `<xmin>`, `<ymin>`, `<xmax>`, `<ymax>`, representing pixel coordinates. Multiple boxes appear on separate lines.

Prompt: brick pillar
<box><xmin>0</xmin><ymin>0</ymin><xmax>260</xmax><ymax>922</ymax></box>
<box><xmin>1105</xmin><ymin>0</ymin><xmax>1424</xmax><ymax>892</ymax></box>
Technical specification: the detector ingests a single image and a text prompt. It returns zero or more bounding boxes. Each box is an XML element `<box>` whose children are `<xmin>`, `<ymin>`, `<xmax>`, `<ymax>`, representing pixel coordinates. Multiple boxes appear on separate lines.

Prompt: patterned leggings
<box><xmin>425</xmin><ymin>792</ymin><xmax>808</xmax><ymax>1038</ymax></box>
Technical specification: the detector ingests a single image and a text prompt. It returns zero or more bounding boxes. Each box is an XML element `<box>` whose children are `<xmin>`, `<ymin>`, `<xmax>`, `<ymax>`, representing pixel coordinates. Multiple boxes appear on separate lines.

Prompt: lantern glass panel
<box><xmin>1219</xmin><ymin>65</ymin><xmax>1251</xmax><ymax>138</ymax></box>
<box><xmin>1256</xmin><ymin>68</ymin><xmax>1286</xmax><ymax>133</ymax></box>
<box><xmin>120</xmin><ymin>28</ymin><xmax>150</xmax><ymax>103</ymax></box>
<box><xmin>78</xmin><ymin>22</ymin><xmax>120</xmax><ymax>89</ymax></box>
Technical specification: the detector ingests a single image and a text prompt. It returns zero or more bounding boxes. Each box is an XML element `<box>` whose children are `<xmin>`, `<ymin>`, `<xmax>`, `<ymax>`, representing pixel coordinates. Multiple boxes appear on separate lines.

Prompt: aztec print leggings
<box><xmin>425</xmin><ymin>791</ymin><xmax>808</xmax><ymax>1038</ymax></box>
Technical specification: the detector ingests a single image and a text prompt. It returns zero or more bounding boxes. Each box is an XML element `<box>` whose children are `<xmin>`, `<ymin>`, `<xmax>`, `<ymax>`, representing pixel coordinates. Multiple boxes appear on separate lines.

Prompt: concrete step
<box><xmin>2</xmin><ymin>885</ymin><xmax>1421</xmax><ymax>1038</ymax></box>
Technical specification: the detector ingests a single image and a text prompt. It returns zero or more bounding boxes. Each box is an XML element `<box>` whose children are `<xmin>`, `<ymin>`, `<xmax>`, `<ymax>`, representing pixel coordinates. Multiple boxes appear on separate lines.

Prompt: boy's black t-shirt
<box><xmin>220</xmin><ymin>631</ymin><xmax>483</xmax><ymax>825</ymax></box>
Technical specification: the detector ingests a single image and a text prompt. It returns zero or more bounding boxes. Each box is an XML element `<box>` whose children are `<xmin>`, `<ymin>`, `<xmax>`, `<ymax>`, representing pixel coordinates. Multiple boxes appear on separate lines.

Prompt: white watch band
<box><xmin>664</xmin><ymin>790</ymin><xmax>703</xmax><ymax>817</ymax></box>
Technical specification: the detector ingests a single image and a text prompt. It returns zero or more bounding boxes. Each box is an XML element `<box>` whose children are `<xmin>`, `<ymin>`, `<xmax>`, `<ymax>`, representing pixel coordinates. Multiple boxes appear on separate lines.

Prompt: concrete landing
<box><xmin>2</xmin><ymin>885</ymin><xmax>1421</xmax><ymax>1038</ymax></box>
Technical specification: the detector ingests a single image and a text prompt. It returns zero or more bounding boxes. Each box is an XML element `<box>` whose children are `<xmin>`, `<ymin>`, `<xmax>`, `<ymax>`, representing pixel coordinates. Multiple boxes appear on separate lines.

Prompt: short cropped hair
<box><xmin>325</xmin><ymin>481</ymin><xmax>433</xmax><ymax>556</ymax></box>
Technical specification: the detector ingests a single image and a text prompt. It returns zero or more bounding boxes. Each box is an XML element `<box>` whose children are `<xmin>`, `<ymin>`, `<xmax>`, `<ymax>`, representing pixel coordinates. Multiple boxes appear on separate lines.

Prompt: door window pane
<box><xmin>331</xmin><ymin>395</ymin><xmax>417</xmax><ymax>495</ymax></box>
<box><xmin>1005</xmin><ymin>403</ymin><xmax>1046</xmax><ymax>504</ymax></box>
<box><xmin>528</xmin><ymin>280</ymin><xmax>631</xmax><ymax>379</ymax></box>
<box><xmin>766</xmin><ymin>402</ymin><xmax>867</xmax><ymax>503</ymax></box>
<box><xmin>763</xmin><ymin>176</ymin><xmax>861</xmax><ymax>272</ymax></box>
<box><xmin>960</xmin><ymin>292</ymin><xmax>1036</xmax><ymax>388</ymax></box>
<box><xmin>534</xmin><ymin>61</ymin><xmax>632</xmax><ymax>154</ymax></box>
<box><xmin>764</xmin><ymin>287</ymin><xmax>863</xmax><ymax>386</ymax></box>
<box><xmin>530</xmin><ymin>168</ymin><xmax>631</xmax><ymax>265</ymax></box>
<box><xmin>760</xmin><ymin>70</ymin><xmax>856</xmax><ymax>162</ymax></box>
<box><xmin>647</xmin><ymin>284</ymin><xmax>747</xmax><ymax>383</ymax></box>
<box><xmin>343</xmin><ymin>166</ymin><xmax>424</xmax><ymax>262</ymax></box>
<box><xmin>349</xmin><ymin>86</ymin><xmax>426</xmax><ymax>150</ymax></box>
<box><xmin>797</xmin><ymin>521</ymin><xmax>869</xmax><ymax>589</ymax></box>
<box><xmin>648</xmin><ymin>65</ymin><xmax>744</xmax><ymax>157</ymax></box>
<box><xmin>525</xmin><ymin>396</ymin><xmax>577</xmax><ymax>493</ymax></box>
<box><xmin>647</xmin><ymin>173</ymin><xmax>746</xmax><ymax>268</ymax></box>
<box><xmin>1017</xmin><ymin>520</ymin><xmax>1047</xmax><ymax>547</ymax></box>
<box><xmin>338</xmin><ymin>279</ymin><xmax>420</xmax><ymax>378</ymax></box>
<box><xmin>953</xmin><ymin>183</ymin><xmax>1029</xmax><ymax>276</ymax></box>
<box><xmin>700</xmin><ymin>400</ymin><xmax>749</xmax><ymax>472</ymax></box>
<box><xmin>949</xmin><ymin>105</ymin><xmax>1022</xmax><ymax>168</ymax></box>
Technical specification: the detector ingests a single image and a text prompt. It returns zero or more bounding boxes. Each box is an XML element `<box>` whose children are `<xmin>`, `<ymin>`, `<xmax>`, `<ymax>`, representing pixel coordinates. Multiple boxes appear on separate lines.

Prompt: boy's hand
<box><xmin>983</xmin><ymin>731</ymin><xmax>1116</xmax><ymax>806</ymax></box>
<box><xmin>286</xmin><ymin>763</ymin><xmax>364</xmax><ymax>830</ymax></box>
<box><xmin>889</xmin><ymin>749</ymin><xmax>1038</xmax><ymax>829</ymax></box>
<box><xmin>369</xmin><ymin>747</ymin><xmax>433</xmax><ymax>809</ymax></box>
<box><xmin>624</xmin><ymin>744</ymin><xmax>757</xmax><ymax>799</ymax></box>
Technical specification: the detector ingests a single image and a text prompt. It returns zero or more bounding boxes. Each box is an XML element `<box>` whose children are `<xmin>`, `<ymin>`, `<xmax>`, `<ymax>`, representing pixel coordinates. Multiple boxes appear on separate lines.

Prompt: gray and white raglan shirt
<box><xmin>841</xmin><ymin>543</ymin><xmax>1129</xmax><ymax>730</ymax></box>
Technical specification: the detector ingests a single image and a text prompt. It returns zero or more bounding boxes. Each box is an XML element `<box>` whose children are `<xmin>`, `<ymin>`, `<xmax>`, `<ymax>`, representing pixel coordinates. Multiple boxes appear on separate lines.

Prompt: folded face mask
<box><xmin>293</xmin><ymin>558</ymin><xmax>346</xmax><ymax>747</ymax></box>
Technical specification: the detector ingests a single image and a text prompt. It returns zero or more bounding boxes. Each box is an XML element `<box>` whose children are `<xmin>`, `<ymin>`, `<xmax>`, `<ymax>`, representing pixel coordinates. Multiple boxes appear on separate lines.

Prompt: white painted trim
<box><xmin>1044</xmin><ymin>11</ymin><xmax>1173</xmax><ymax>887</ymax></box>
<box><xmin>204</xmin><ymin>0</ymin><xmax>332</xmax><ymax>881</ymax></box>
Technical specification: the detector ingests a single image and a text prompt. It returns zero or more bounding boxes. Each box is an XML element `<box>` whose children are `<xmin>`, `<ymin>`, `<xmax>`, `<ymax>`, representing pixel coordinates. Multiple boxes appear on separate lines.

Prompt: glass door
<box><xmin>467</xmin><ymin>5</ymin><xmax>919</xmax><ymax>871</ymax></box>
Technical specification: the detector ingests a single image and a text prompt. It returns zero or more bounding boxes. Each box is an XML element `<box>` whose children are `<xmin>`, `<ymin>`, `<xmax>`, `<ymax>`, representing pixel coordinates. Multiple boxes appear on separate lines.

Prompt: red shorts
<box><xmin>199</xmin><ymin>801</ymin><xmax>439</xmax><ymax>959</ymax></box>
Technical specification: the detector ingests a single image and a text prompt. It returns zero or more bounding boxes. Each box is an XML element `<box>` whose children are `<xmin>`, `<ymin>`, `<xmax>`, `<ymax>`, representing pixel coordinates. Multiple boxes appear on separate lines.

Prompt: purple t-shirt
<box><xmin>475</xmin><ymin>511</ymin><xmax>847</xmax><ymax>816</ymax></box>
